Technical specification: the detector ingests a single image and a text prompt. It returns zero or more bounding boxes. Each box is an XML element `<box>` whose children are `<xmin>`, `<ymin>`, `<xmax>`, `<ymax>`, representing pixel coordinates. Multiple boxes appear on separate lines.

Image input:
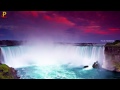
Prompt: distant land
<box><xmin>1</xmin><ymin>40</ymin><xmax>119</xmax><ymax>46</ymax></box>
<box><xmin>0</xmin><ymin>40</ymin><xmax>25</xmax><ymax>46</ymax></box>
<box><xmin>0</xmin><ymin>40</ymin><xmax>106</xmax><ymax>46</ymax></box>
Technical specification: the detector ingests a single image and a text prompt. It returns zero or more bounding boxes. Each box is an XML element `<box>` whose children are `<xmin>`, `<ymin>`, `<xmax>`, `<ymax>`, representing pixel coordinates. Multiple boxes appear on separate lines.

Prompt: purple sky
<box><xmin>0</xmin><ymin>11</ymin><xmax>120</xmax><ymax>43</ymax></box>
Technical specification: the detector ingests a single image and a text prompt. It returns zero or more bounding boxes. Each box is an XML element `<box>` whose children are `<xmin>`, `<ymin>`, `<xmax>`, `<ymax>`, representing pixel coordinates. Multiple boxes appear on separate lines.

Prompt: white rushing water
<box><xmin>0</xmin><ymin>45</ymin><xmax>105</xmax><ymax>68</ymax></box>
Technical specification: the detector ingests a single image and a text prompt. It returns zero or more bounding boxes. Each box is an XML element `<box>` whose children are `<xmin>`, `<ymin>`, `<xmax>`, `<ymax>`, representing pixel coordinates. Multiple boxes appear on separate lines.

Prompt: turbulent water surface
<box><xmin>1</xmin><ymin>45</ymin><xmax>120</xmax><ymax>79</ymax></box>
<box><xmin>16</xmin><ymin>65</ymin><xmax>120</xmax><ymax>79</ymax></box>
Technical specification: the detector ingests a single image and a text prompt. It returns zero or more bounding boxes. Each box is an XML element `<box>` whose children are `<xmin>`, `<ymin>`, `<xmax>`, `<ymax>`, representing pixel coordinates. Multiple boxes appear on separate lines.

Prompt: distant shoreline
<box><xmin>0</xmin><ymin>40</ymin><xmax>119</xmax><ymax>47</ymax></box>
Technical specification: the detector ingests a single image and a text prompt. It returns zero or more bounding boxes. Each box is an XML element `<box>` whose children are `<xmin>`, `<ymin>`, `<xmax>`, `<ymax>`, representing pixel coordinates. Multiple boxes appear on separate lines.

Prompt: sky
<box><xmin>0</xmin><ymin>11</ymin><xmax>120</xmax><ymax>43</ymax></box>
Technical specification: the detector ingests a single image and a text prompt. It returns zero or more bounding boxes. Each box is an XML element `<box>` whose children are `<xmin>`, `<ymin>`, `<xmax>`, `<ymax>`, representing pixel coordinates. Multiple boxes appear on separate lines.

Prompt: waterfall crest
<box><xmin>0</xmin><ymin>45</ymin><xmax>105</xmax><ymax>68</ymax></box>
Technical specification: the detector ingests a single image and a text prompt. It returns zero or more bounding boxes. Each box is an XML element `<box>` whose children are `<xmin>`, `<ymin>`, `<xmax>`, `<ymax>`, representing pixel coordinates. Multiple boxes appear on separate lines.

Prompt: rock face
<box><xmin>102</xmin><ymin>40</ymin><xmax>120</xmax><ymax>72</ymax></box>
<box><xmin>92</xmin><ymin>61</ymin><xmax>101</xmax><ymax>69</ymax></box>
<box><xmin>83</xmin><ymin>66</ymin><xmax>89</xmax><ymax>68</ymax></box>
<box><xmin>0</xmin><ymin>48</ymin><xmax>4</xmax><ymax>64</ymax></box>
<box><xmin>0</xmin><ymin>63</ymin><xmax>20</xmax><ymax>79</ymax></box>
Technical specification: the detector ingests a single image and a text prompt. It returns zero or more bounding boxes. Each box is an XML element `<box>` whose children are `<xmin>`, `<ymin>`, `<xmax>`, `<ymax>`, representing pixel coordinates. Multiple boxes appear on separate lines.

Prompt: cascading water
<box><xmin>1</xmin><ymin>45</ymin><xmax>105</xmax><ymax>68</ymax></box>
<box><xmin>1</xmin><ymin>46</ymin><xmax>31</xmax><ymax>68</ymax></box>
<box><xmin>0</xmin><ymin>45</ymin><xmax>107</xmax><ymax>79</ymax></box>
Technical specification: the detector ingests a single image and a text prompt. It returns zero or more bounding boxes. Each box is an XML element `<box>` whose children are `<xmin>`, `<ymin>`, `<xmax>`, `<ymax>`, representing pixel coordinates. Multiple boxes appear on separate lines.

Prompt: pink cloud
<box><xmin>43</xmin><ymin>14</ymin><xmax>75</xmax><ymax>26</ymax></box>
<box><xmin>108</xmin><ymin>28</ymin><xmax>120</xmax><ymax>33</ymax></box>
<box><xmin>31</xmin><ymin>11</ymin><xmax>39</xmax><ymax>18</ymax></box>
<box><xmin>74</xmin><ymin>25</ymin><xmax>109</xmax><ymax>35</ymax></box>
<box><xmin>17</xmin><ymin>11</ymin><xmax>45</xmax><ymax>18</ymax></box>
<box><xmin>85</xmin><ymin>29</ymin><xmax>109</xmax><ymax>35</ymax></box>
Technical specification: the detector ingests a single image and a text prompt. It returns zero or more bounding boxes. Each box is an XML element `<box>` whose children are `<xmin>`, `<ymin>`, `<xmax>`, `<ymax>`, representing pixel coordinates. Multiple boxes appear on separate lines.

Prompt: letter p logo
<box><xmin>1</xmin><ymin>11</ymin><xmax>7</xmax><ymax>18</ymax></box>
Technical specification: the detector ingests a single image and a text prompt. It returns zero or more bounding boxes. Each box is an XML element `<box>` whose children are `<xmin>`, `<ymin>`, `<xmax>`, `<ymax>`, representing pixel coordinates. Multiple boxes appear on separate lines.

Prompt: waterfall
<box><xmin>0</xmin><ymin>45</ymin><xmax>105</xmax><ymax>68</ymax></box>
